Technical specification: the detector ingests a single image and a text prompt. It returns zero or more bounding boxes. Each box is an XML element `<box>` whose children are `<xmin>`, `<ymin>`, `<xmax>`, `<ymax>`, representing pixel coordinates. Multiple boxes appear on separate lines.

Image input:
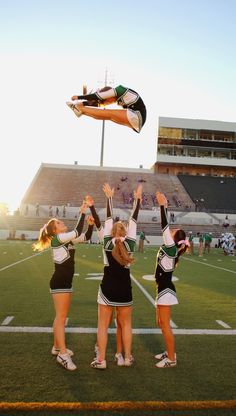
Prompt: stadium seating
<box><xmin>20</xmin><ymin>164</ymin><xmax>194</xmax><ymax>210</ymax></box>
<box><xmin>178</xmin><ymin>175</ymin><xmax>236</xmax><ymax>212</ymax></box>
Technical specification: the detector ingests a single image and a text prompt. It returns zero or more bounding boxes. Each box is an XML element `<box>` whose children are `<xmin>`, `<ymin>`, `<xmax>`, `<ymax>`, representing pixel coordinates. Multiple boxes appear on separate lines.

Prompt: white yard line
<box><xmin>0</xmin><ymin>252</ymin><xmax>45</xmax><ymax>273</ymax></box>
<box><xmin>0</xmin><ymin>326</ymin><xmax>235</xmax><ymax>335</ymax></box>
<box><xmin>182</xmin><ymin>257</ymin><xmax>236</xmax><ymax>274</ymax></box>
<box><xmin>1</xmin><ymin>316</ymin><xmax>14</xmax><ymax>325</ymax></box>
<box><xmin>131</xmin><ymin>274</ymin><xmax>178</xmax><ymax>328</ymax></box>
<box><xmin>216</xmin><ymin>320</ymin><xmax>231</xmax><ymax>329</ymax></box>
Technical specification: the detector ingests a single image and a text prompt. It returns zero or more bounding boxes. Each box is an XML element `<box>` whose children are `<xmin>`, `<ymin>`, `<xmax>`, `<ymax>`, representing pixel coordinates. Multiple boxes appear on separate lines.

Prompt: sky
<box><xmin>0</xmin><ymin>0</ymin><xmax>236</xmax><ymax>212</ymax></box>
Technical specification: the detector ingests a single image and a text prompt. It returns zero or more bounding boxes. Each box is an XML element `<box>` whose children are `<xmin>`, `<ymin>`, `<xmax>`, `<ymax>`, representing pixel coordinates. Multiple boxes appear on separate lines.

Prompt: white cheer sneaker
<box><xmin>56</xmin><ymin>353</ymin><xmax>77</xmax><ymax>371</ymax></box>
<box><xmin>156</xmin><ymin>357</ymin><xmax>177</xmax><ymax>368</ymax></box>
<box><xmin>66</xmin><ymin>101</ymin><xmax>82</xmax><ymax>118</ymax></box>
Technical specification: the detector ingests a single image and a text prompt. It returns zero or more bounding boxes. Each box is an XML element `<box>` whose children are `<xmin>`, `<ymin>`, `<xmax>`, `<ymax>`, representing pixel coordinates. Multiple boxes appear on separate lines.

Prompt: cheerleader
<box><xmin>154</xmin><ymin>192</ymin><xmax>189</xmax><ymax>368</ymax></box>
<box><xmin>33</xmin><ymin>203</ymin><xmax>94</xmax><ymax>371</ymax></box>
<box><xmin>66</xmin><ymin>84</ymin><xmax>146</xmax><ymax>133</ymax></box>
<box><xmin>86</xmin><ymin>183</ymin><xmax>142</xmax><ymax>369</ymax></box>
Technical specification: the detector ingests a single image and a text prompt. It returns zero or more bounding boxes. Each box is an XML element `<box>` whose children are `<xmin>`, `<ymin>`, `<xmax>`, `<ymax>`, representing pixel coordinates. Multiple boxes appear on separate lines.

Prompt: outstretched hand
<box><xmin>103</xmin><ymin>183</ymin><xmax>114</xmax><ymax>198</ymax></box>
<box><xmin>85</xmin><ymin>195</ymin><xmax>94</xmax><ymax>207</ymax></box>
<box><xmin>80</xmin><ymin>202</ymin><xmax>88</xmax><ymax>214</ymax></box>
<box><xmin>134</xmin><ymin>184</ymin><xmax>142</xmax><ymax>201</ymax></box>
<box><xmin>156</xmin><ymin>192</ymin><xmax>168</xmax><ymax>208</ymax></box>
<box><xmin>86</xmin><ymin>215</ymin><xmax>95</xmax><ymax>225</ymax></box>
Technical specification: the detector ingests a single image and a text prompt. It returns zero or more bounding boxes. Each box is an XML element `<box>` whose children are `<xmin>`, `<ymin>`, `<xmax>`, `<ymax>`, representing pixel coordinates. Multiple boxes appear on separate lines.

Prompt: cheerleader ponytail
<box><xmin>33</xmin><ymin>219</ymin><xmax>57</xmax><ymax>252</ymax></box>
<box><xmin>112</xmin><ymin>239</ymin><xmax>134</xmax><ymax>266</ymax></box>
<box><xmin>173</xmin><ymin>229</ymin><xmax>189</xmax><ymax>265</ymax></box>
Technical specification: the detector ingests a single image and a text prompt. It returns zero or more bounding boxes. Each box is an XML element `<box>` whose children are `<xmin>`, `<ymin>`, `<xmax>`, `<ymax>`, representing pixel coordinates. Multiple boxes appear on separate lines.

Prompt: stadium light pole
<box><xmin>100</xmin><ymin>69</ymin><xmax>108</xmax><ymax>167</ymax></box>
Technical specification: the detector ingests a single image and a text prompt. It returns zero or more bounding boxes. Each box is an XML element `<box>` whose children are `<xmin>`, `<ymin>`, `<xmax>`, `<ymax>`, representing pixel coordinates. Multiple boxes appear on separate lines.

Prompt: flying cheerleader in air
<box><xmin>66</xmin><ymin>84</ymin><xmax>147</xmax><ymax>133</ymax></box>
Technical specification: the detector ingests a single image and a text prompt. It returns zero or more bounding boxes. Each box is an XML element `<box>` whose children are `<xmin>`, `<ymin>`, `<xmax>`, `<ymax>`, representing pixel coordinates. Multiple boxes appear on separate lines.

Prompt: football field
<box><xmin>0</xmin><ymin>240</ymin><xmax>236</xmax><ymax>416</ymax></box>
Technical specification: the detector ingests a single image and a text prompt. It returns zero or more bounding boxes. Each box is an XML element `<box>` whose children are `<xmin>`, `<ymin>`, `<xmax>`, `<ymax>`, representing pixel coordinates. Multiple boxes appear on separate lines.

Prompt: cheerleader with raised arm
<box><xmin>86</xmin><ymin>183</ymin><xmax>142</xmax><ymax>369</ymax></box>
<box><xmin>33</xmin><ymin>203</ymin><xmax>94</xmax><ymax>371</ymax></box>
<box><xmin>154</xmin><ymin>192</ymin><xmax>189</xmax><ymax>368</ymax></box>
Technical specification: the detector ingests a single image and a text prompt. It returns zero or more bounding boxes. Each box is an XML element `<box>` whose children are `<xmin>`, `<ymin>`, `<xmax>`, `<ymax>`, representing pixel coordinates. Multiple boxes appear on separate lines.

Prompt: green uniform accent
<box><xmin>139</xmin><ymin>231</ymin><xmax>145</xmax><ymax>241</ymax></box>
<box><xmin>204</xmin><ymin>234</ymin><xmax>212</xmax><ymax>243</ymax></box>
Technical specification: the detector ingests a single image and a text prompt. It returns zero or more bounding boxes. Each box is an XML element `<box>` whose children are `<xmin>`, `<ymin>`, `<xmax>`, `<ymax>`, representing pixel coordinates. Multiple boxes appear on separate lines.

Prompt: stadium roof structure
<box><xmin>159</xmin><ymin>117</ymin><xmax>236</xmax><ymax>133</ymax></box>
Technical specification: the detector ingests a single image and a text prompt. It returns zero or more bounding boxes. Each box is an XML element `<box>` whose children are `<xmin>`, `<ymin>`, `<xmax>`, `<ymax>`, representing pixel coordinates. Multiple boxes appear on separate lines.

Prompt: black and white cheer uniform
<box><xmin>154</xmin><ymin>206</ymin><xmax>179</xmax><ymax>306</ymax></box>
<box><xmin>90</xmin><ymin>197</ymin><xmax>140</xmax><ymax>306</ymax></box>
<box><xmin>76</xmin><ymin>85</ymin><xmax>146</xmax><ymax>133</ymax></box>
<box><xmin>50</xmin><ymin>213</ymin><xmax>93</xmax><ymax>294</ymax></box>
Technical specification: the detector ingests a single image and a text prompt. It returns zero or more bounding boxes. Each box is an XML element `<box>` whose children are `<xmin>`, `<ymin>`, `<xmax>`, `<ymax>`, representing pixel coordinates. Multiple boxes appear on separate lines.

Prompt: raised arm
<box><xmin>73</xmin><ymin>215</ymin><xmax>94</xmax><ymax>243</ymax></box>
<box><xmin>56</xmin><ymin>202</ymin><xmax>87</xmax><ymax>244</ymax></box>
<box><xmin>71</xmin><ymin>87</ymin><xmax>116</xmax><ymax>103</ymax></box>
<box><xmin>85</xmin><ymin>195</ymin><xmax>104</xmax><ymax>241</ymax></box>
<box><xmin>126</xmin><ymin>185</ymin><xmax>142</xmax><ymax>240</ymax></box>
<box><xmin>156</xmin><ymin>192</ymin><xmax>175</xmax><ymax>247</ymax></box>
<box><xmin>103</xmin><ymin>183</ymin><xmax>114</xmax><ymax>236</ymax></box>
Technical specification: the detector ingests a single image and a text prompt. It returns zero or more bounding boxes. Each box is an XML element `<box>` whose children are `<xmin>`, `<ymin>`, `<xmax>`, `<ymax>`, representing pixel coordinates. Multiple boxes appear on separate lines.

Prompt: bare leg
<box><xmin>116</xmin><ymin>306</ymin><xmax>132</xmax><ymax>359</ymax></box>
<box><xmin>115</xmin><ymin>311</ymin><xmax>123</xmax><ymax>354</ymax></box>
<box><xmin>52</xmin><ymin>293</ymin><xmax>71</xmax><ymax>354</ymax></box>
<box><xmin>75</xmin><ymin>104</ymin><xmax>133</xmax><ymax>129</ymax></box>
<box><xmin>156</xmin><ymin>305</ymin><xmax>175</xmax><ymax>361</ymax></box>
<box><xmin>97</xmin><ymin>304</ymin><xmax>113</xmax><ymax>361</ymax></box>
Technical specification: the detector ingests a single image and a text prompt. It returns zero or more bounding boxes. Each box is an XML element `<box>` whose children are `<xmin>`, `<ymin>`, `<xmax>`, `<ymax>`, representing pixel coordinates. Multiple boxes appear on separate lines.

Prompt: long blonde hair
<box><xmin>111</xmin><ymin>222</ymin><xmax>134</xmax><ymax>266</ymax></box>
<box><xmin>33</xmin><ymin>218</ymin><xmax>57</xmax><ymax>252</ymax></box>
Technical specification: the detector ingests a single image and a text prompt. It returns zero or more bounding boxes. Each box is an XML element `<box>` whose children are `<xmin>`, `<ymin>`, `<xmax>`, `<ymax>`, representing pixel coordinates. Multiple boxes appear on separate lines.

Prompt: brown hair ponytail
<box><xmin>112</xmin><ymin>239</ymin><xmax>134</xmax><ymax>266</ymax></box>
<box><xmin>33</xmin><ymin>218</ymin><xmax>57</xmax><ymax>252</ymax></box>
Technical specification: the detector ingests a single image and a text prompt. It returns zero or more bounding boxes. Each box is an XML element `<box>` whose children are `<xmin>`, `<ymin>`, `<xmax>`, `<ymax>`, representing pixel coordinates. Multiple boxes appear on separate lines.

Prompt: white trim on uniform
<box><xmin>97</xmin><ymin>286</ymin><xmax>133</xmax><ymax>307</ymax></box>
<box><xmin>127</xmin><ymin>109</ymin><xmax>141</xmax><ymax>132</ymax></box>
<box><xmin>50</xmin><ymin>288</ymin><xmax>73</xmax><ymax>294</ymax></box>
<box><xmin>155</xmin><ymin>288</ymin><xmax>178</xmax><ymax>306</ymax></box>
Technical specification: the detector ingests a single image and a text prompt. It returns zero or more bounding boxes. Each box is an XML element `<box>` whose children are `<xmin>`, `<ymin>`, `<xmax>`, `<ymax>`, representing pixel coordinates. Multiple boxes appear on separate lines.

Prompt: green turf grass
<box><xmin>0</xmin><ymin>242</ymin><xmax>236</xmax><ymax>407</ymax></box>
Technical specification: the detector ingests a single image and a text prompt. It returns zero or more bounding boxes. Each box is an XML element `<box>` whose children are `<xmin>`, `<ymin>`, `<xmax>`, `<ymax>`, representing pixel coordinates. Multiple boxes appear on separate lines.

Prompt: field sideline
<box><xmin>0</xmin><ymin>241</ymin><xmax>236</xmax><ymax>414</ymax></box>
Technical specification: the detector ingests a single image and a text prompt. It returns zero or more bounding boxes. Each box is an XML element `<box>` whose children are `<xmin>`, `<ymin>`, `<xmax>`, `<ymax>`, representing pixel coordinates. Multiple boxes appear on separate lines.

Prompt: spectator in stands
<box><xmin>67</xmin><ymin>85</ymin><xmax>147</xmax><ymax>133</ymax></box>
<box><xmin>35</xmin><ymin>203</ymin><xmax>39</xmax><ymax>216</ymax></box>
<box><xmin>138</xmin><ymin>178</ymin><xmax>146</xmax><ymax>183</ymax></box>
<box><xmin>86</xmin><ymin>183</ymin><xmax>142</xmax><ymax>370</ymax></box>
<box><xmin>49</xmin><ymin>205</ymin><xmax>53</xmax><ymax>217</ymax></box>
<box><xmin>138</xmin><ymin>231</ymin><xmax>150</xmax><ymax>252</ymax></box>
<box><xmin>197</xmin><ymin>232</ymin><xmax>204</xmax><ymax>257</ymax></box>
<box><xmin>33</xmin><ymin>203</ymin><xmax>94</xmax><ymax>372</ymax></box>
<box><xmin>223</xmin><ymin>215</ymin><xmax>229</xmax><ymax>228</ymax></box>
<box><xmin>170</xmin><ymin>212</ymin><xmax>175</xmax><ymax>223</ymax></box>
<box><xmin>151</xmin><ymin>193</ymin><xmax>156</xmax><ymax>206</ymax></box>
<box><xmin>154</xmin><ymin>192</ymin><xmax>189</xmax><ymax>368</ymax></box>
<box><xmin>203</xmin><ymin>233</ymin><xmax>212</xmax><ymax>254</ymax></box>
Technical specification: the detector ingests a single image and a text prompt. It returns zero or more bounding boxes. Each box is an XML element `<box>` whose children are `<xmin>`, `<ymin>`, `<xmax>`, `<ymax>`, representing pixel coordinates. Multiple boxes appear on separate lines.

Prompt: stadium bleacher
<box><xmin>178</xmin><ymin>175</ymin><xmax>236</xmax><ymax>213</ymax></box>
<box><xmin>20</xmin><ymin>163</ymin><xmax>194</xmax><ymax>210</ymax></box>
<box><xmin>1</xmin><ymin>164</ymin><xmax>236</xmax><ymax>240</ymax></box>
